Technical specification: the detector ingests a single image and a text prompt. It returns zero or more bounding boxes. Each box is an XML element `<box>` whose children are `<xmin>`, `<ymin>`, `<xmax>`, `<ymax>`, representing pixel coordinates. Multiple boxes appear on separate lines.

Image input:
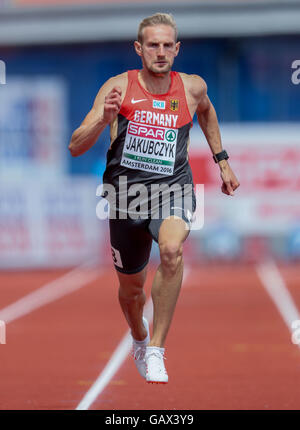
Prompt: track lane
<box><xmin>276</xmin><ymin>263</ymin><xmax>300</xmax><ymax>306</ymax></box>
<box><xmin>0</xmin><ymin>266</ymin><xmax>121</xmax><ymax>409</ymax></box>
<box><xmin>2</xmin><ymin>263</ymin><xmax>300</xmax><ymax>410</ymax></box>
<box><xmin>90</xmin><ymin>264</ymin><xmax>300</xmax><ymax>410</ymax></box>
<box><xmin>0</xmin><ymin>270</ymin><xmax>71</xmax><ymax>309</ymax></box>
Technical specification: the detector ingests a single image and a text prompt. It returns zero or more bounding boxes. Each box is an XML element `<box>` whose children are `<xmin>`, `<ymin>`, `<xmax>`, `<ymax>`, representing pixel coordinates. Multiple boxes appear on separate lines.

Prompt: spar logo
<box><xmin>128</xmin><ymin>122</ymin><xmax>176</xmax><ymax>141</ymax></box>
<box><xmin>165</xmin><ymin>130</ymin><xmax>176</xmax><ymax>142</ymax></box>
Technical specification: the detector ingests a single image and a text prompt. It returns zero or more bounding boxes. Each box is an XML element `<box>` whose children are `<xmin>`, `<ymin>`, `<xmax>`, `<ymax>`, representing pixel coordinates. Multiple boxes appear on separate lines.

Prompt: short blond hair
<box><xmin>137</xmin><ymin>13</ymin><xmax>178</xmax><ymax>44</ymax></box>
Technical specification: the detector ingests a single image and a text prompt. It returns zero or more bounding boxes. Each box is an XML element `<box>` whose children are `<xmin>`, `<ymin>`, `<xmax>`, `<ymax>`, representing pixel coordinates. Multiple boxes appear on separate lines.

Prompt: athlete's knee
<box><xmin>159</xmin><ymin>240</ymin><xmax>183</xmax><ymax>275</ymax></box>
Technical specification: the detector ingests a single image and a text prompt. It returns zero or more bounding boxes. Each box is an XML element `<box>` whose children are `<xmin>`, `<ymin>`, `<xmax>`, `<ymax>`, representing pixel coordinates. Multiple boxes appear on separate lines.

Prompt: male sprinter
<box><xmin>69</xmin><ymin>13</ymin><xmax>239</xmax><ymax>384</ymax></box>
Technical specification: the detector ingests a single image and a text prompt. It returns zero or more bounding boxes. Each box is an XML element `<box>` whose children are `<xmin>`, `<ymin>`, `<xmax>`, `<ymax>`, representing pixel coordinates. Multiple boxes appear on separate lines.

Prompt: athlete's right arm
<box><xmin>68</xmin><ymin>74</ymin><xmax>126</xmax><ymax>157</ymax></box>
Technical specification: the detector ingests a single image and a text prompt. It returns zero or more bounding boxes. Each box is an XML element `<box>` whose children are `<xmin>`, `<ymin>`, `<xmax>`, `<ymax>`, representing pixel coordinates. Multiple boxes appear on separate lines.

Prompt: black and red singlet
<box><xmin>103</xmin><ymin>69</ymin><xmax>195</xmax><ymax>215</ymax></box>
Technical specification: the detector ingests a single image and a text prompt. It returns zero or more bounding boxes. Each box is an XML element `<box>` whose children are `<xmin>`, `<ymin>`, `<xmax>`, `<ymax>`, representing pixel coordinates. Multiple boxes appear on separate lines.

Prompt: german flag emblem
<box><xmin>170</xmin><ymin>99</ymin><xmax>179</xmax><ymax>111</ymax></box>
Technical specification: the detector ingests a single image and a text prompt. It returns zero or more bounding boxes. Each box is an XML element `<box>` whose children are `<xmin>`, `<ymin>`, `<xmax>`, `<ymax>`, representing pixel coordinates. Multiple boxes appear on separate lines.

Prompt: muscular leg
<box><xmin>117</xmin><ymin>266</ymin><xmax>148</xmax><ymax>341</ymax></box>
<box><xmin>149</xmin><ymin>216</ymin><xmax>189</xmax><ymax>347</ymax></box>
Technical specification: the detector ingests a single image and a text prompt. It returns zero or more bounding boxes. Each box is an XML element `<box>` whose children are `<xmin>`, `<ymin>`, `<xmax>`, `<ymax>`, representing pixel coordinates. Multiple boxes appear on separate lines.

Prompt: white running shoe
<box><xmin>145</xmin><ymin>346</ymin><xmax>168</xmax><ymax>384</ymax></box>
<box><xmin>132</xmin><ymin>317</ymin><xmax>150</xmax><ymax>379</ymax></box>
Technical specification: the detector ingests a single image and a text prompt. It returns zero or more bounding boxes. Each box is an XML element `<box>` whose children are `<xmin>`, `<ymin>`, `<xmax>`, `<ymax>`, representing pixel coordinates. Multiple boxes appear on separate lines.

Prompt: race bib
<box><xmin>121</xmin><ymin>121</ymin><xmax>178</xmax><ymax>176</ymax></box>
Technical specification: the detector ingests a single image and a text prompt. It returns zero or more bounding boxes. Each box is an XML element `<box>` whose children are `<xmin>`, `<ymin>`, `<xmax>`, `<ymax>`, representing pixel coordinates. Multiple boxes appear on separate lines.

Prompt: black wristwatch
<box><xmin>213</xmin><ymin>150</ymin><xmax>229</xmax><ymax>163</ymax></box>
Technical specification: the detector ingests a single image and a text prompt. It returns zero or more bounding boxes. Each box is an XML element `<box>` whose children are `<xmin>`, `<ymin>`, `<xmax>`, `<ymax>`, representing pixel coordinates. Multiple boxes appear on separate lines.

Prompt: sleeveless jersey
<box><xmin>102</xmin><ymin>69</ymin><xmax>195</xmax><ymax>215</ymax></box>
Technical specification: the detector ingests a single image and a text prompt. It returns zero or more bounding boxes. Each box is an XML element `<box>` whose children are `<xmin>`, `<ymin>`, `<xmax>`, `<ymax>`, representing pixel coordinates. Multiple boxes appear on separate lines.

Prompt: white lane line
<box><xmin>256</xmin><ymin>259</ymin><xmax>300</xmax><ymax>348</ymax></box>
<box><xmin>75</xmin><ymin>264</ymin><xmax>191</xmax><ymax>411</ymax></box>
<box><xmin>76</xmin><ymin>297</ymin><xmax>154</xmax><ymax>411</ymax></box>
<box><xmin>0</xmin><ymin>261</ymin><xmax>100</xmax><ymax>324</ymax></box>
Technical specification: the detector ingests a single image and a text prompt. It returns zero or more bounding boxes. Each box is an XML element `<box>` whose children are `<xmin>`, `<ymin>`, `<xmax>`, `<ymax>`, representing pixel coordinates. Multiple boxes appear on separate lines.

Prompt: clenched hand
<box><xmin>220</xmin><ymin>163</ymin><xmax>240</xmax><ymax>196</ymax></box>
<box><xmin>103</xmin><ymin>86</ymin><xmax>122</xmax><ymax>124</ymax></box>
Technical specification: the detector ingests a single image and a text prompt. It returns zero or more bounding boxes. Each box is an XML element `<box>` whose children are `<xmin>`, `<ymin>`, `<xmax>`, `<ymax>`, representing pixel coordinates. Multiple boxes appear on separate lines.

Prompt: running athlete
<box><xmin>69</xmin><ymin>13</ymin><xmax>240</xmax><ymax>384</ymax></box>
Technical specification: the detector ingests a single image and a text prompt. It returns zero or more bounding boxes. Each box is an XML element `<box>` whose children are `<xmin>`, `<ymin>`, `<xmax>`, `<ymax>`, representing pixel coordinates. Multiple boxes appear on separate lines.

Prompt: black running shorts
<box><xmin>109</xmin><ymin>197</ymin><xmax>195</xmax><ymax>274</ymax></box>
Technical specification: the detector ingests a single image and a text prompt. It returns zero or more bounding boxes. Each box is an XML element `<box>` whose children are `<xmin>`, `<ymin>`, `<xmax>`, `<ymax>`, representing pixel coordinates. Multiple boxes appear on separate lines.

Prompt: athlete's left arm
<box><xmin>192</xmin><ymin>75</ymin><xmax>240</xmax><ymax>196</ymax></box>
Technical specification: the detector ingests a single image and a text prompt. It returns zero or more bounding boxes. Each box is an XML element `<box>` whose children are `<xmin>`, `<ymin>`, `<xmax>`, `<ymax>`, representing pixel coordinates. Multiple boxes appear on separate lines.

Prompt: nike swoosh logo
<box><xmin>131</xmin><ymin>98</ymin><xmax>147</xmax><ymax>104</ymax></box>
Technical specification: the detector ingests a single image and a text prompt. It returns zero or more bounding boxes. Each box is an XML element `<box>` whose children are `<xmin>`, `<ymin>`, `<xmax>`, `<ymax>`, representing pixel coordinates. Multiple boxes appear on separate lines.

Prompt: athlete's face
<box><xmin>135</xmin><ymin>25</ymin><xmax>180</xmax><ymax>75</ymax></box>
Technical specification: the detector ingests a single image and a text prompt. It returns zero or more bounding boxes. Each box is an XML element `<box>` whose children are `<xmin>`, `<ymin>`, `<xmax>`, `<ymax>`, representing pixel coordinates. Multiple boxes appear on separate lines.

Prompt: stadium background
<box><xmin>1</xmin><ymin>0</ymin><xmax>300</xmax><ymax>268</ymax></box>
<box><xmin>1</xmin><ymin>0</ymin><xmax>300</xmax><ymax>411</ymax></box>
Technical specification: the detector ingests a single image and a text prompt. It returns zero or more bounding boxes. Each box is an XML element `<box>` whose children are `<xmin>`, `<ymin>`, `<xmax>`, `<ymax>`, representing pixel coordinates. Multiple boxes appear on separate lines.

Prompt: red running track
<box><xmin>0</xmin><ymin>263</ymin><xmax>300</xmax><ymax>410</ymax></box>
